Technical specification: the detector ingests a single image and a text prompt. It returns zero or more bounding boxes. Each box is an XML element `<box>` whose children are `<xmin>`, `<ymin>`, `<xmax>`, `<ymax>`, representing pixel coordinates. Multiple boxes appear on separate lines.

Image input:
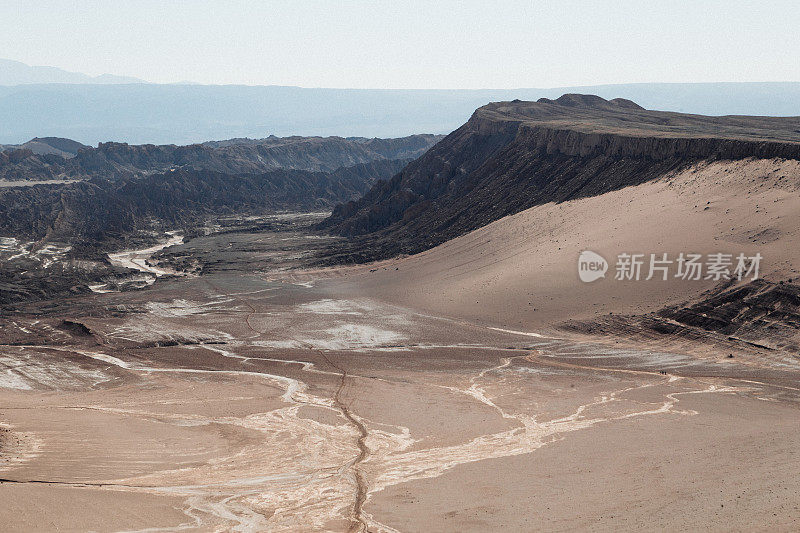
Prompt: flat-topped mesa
<box><xmin>320</xmin><ymin>94</ymin><xmax>800</xmax><ymax>262</ymax></box>
<box><xmin>471</xmin><ymin>95</ymin><xmax>800</xmax><ymax>159</ymax></box>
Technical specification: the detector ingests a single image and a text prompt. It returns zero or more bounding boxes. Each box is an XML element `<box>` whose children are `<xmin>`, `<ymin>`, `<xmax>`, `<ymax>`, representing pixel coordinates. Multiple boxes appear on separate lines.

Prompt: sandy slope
<box><xmin>331</xmin><ymin>158</ymin><xmax>799</xmax><ymax>331</ymax></box>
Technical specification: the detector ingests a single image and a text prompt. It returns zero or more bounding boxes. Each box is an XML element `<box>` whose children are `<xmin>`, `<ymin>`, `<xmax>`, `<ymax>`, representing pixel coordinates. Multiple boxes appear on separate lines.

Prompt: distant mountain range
<box><xmin>0</xmin><ymin>134</ymin><xmax>442</xmax><ymax>181</ymax></box>
<box><xmin>2</xmin><ymin>60</ymin><xmax>800</xmax><ymax>145</ymax></box>
<box><xmin>0</xmin><ymin>58</ymin><xmax>144</xmax><ymax>85</ymax></box>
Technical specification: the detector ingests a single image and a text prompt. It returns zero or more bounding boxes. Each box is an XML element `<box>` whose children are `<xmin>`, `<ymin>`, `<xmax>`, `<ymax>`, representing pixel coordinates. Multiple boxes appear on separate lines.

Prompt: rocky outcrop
<box><xmin>515</xmin><ymin>126</ymin><xmax>800</xmax><ymax>161</ymax></box>
<box><xmin>320</xmin><ymin>95</ymin><xmax>800</xmax><ymax>262</ymax></box>
<box><xmin>659</xmin><ymin>280</ymin><xmax>800</xmax><ymax>351</ymax></box>
<box><xmin>562</xmin><ymin>280</ymin><xmax>800</xmax><ymax>354</ymax></box>
<box><xmin>0</xmin><ymin>149</ymin><xmax>70</xmax><ymax>180</ymax></box>
<box><xmin>202</xmin><ymin>134</ymin><xmax>440</xmax><ymax>162</ymax></box>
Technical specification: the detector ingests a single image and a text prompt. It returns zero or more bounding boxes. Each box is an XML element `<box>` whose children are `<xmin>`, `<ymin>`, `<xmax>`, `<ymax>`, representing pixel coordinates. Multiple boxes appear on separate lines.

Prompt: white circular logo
<box><xmin>578</xmin><ymin>250</ymin><xmax>608</xmax><ymax>282</ymax></box>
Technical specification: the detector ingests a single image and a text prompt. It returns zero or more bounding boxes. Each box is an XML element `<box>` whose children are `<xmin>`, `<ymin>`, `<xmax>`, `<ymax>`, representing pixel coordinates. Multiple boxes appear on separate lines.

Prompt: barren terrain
<box><xmin>2</xmin><ymin>158</ymin><xmax>800</xmax><ymax>530</ymax></box>
<box><xmin>2</xmin><ymin>269</ymin><xmax>799</xmax><ymax>532</ymax></box>
<box><xmin>2</xmin><ymin>97</ymin><xmax>799</xmax><ymax>531</ymax></box>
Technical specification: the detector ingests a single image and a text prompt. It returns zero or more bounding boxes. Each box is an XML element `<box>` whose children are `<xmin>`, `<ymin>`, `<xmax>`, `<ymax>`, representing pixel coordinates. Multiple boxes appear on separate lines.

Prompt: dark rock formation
<box><xmin>58</xmin><ymin>319</ymin><xmax>93</xmax><ymax>337</ymax></box>
<box><xmin>0</xmin><ymin>134</ymin><xmax>443</xmax><ymax>182</ymax></box>
<box><xmin>0</xmin><ymin>149</ymin><xmax>69</xmax><ymax>181</ymax></box>
<box><xmin>659</xmin><ymin>280</ymin><xmax>800</xmax><ymax>351</ymax></box>
<box><xmin>562</xmin><ymin>280</ymin><xmax>800</xmax><ymax>354</ymax></box>
<box><xmin>0</xmin><ymin>158</ymin><xmax>409</xmax><ymax>249</ymax></box>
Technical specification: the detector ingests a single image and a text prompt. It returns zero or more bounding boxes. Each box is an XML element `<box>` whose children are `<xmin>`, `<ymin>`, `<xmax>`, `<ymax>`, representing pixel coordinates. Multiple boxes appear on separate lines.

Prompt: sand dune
<box><xmin>333</xmin><ymin>158</ymin><xmax>799</xmax><ymax>331</ymax></box>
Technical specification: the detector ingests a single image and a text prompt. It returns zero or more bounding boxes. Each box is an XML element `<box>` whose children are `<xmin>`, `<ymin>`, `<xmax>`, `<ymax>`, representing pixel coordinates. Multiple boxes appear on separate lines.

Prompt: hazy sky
<box><xmin>4</xmin><ymin>0</ymin><xmax>798</xmax><ymax>88</ymax></box>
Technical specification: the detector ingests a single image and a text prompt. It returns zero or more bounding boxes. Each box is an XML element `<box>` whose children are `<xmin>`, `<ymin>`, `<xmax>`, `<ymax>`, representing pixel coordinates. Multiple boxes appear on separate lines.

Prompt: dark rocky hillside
<box><xmin>0</xmin><ymin>134</ymin><xmax>442</xmax><ymax>181</ymax></box>
<box><xmin>0</xmin><ymin>158</ymin><xmax>408</xmax><ymax>251</ymax></box>
<box><xmin>320</xmin><ymin>95</ymin><xmax>800</xmax><ymax>262</ymax></box>
<box><xmin>0</xmin><ymin>149</ymin><xmax>69</xmax><ymax>181</ymax></box>
<box><xmin>202</xmin><ymin>134</ymin><xmax>439</xmax><ymax>162</ymax></box>
<box><xmin>0</xmin><ymin>145</ymin><xmax>417</xmax><ymax>306</ymax></box>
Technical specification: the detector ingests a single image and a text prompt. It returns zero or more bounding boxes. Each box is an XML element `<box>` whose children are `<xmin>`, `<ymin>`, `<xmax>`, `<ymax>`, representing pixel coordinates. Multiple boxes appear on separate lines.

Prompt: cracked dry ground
<box><xmin>1</xmin><ymin>273</ymin><xmax>800</xmax><ymax>532</ymax></box>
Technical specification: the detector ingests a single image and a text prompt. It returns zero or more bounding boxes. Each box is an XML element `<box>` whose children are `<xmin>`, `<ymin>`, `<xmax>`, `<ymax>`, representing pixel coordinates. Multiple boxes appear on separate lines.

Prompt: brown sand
<box><xmin>324</xmin><ymin>158</ymin><xmax>800</xmax><ymax>330</ymax></box>
<box><xmin>1</xmin><ymin>159</ymin><xmax>799</xmax><ymax>531</ymax></box>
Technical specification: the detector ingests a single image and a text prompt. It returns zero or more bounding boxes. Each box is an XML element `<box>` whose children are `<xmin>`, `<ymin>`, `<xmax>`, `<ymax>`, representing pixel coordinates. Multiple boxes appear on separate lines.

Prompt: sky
<box><xmin>3</xmin><ymin>0</ymin><xmax>799</xmax><ymax>89</ymax></box>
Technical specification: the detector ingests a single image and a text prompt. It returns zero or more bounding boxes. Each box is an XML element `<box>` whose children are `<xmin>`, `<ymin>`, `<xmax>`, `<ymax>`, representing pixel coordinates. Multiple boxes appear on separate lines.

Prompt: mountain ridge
<box><xmin>0</xmin><ymin>58</ymin><xmax>144</xmax><ymax>85</ymax></box>
<box><xmin>0</xmin><ymin>136</ymin><xmax>88</xmax><ymax>158</ymax></box>
<box><xmin>4</xmin><ymin>82</ymin><xmax>800</xmax><ymax>145</ymax></box>
<box><xmin>0</xmin><ymin>134</ymin><xmax>442</xmax><ymax>181</ymax></box>
<box><xmin>319</xmin><ymin>95</ymin><xmax>800</xmax><ymax>262</ymax></box>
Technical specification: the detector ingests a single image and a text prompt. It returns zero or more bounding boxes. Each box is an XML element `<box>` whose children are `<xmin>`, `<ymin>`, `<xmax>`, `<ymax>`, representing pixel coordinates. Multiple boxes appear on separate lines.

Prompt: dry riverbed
<box><xmin>1</xmin><ymin>269</ymin><xmax>799</xmax><ymax>531</ymax></box>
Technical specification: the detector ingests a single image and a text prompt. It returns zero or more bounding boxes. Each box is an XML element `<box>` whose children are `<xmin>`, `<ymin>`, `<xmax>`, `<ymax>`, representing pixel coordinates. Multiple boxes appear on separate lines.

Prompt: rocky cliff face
<box><xmin>659</xmin><ymin>280</ymin><xmax>800</xmax><ymax>351</ymax></box>
<box><xmin>320</xmin><ymin>95</ymin><xmax>800</xmax><ymax>262</ymax></box>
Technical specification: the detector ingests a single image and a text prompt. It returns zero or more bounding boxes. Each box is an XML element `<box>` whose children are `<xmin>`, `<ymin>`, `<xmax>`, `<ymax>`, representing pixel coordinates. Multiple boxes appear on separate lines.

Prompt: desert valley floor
<box><xmin>1</xmin><ymin>232</ymin><xmax>800</xmax><ymax>531</ymax></box>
